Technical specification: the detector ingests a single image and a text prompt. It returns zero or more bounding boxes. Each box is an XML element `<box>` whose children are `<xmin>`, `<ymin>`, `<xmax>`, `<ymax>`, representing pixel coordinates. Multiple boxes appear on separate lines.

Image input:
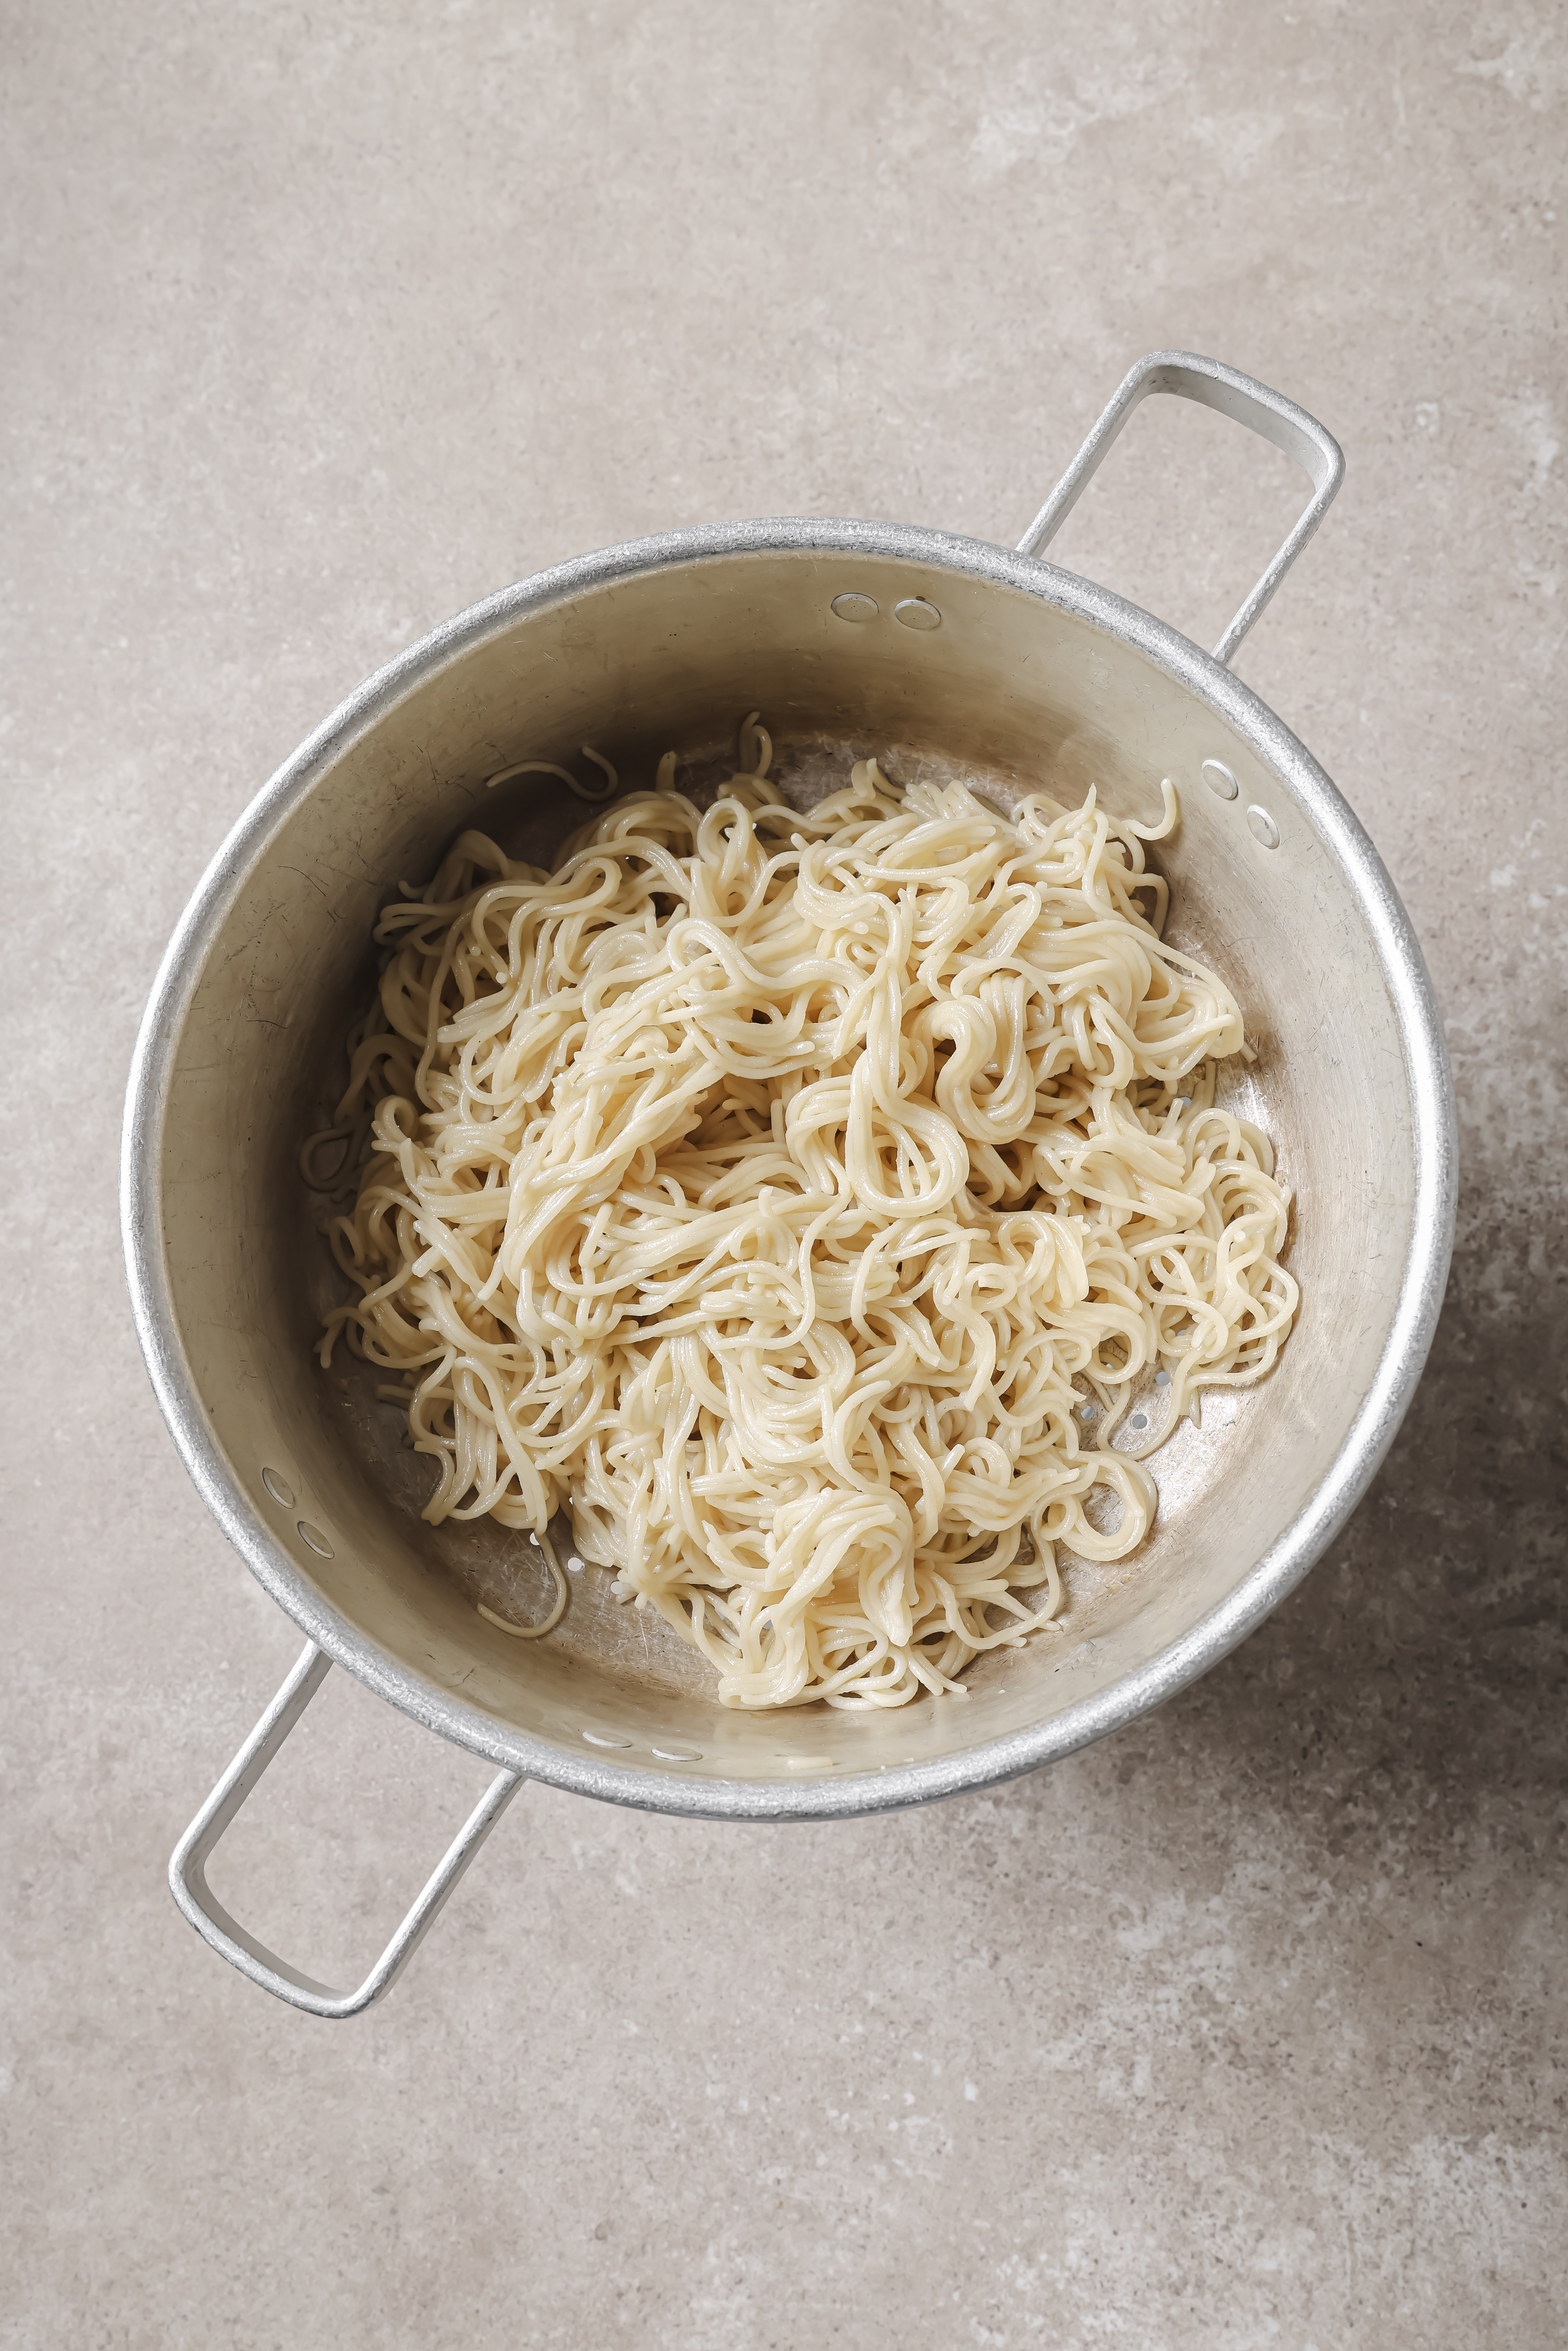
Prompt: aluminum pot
<box><xmin>122</xmin><ymin>353</ymin><xmax>1456</xmax><ymax>2016</ymax></box>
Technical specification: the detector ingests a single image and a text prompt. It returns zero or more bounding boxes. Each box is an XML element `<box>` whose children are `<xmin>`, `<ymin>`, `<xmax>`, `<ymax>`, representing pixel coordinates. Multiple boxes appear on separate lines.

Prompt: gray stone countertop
<box><xmin>4</xmin><ymin>5</ymin><xmax>1563</xmax><ymax>2345</ymax></box>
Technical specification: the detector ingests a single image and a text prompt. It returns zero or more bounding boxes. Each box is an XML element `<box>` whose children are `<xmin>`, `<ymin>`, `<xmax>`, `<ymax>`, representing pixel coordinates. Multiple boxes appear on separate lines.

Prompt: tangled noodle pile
<box><xmin>314</xmin><ymin>720</ymin><xmax>1296</xmax><ymax>1708</ymax></box>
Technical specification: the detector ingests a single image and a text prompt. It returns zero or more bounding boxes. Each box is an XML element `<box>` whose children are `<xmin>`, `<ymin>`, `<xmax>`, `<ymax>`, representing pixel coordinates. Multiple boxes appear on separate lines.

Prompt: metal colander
<box><xmin>123</xmin><ymin>353</ymin><xmax>1456</xmax><ymax>2015</ymax></box>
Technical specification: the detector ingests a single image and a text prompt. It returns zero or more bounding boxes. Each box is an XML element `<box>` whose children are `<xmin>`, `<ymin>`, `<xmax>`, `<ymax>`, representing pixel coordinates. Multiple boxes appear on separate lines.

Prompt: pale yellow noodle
<box><xmin>316</xmin><ymin>721</ymin><xmax>1297</xmax><ymax>1709</ymax></box>
<box><xmin>475</xmin><ymin>1530</ymin><xmax>569</xmax><ymax>1637</ymax></box>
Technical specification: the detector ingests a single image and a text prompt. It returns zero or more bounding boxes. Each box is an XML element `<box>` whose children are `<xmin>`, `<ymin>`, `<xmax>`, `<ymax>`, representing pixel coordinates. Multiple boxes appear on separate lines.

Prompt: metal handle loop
<box><xmin>169</xmin><ymin>1641</ymin><xmax>523</xmax><ymax>2018</ymax></box>
<box><xmin>1017</xmin><ymin>350</ymin><xmax>1345</xmax><ymax>666</ymax></box>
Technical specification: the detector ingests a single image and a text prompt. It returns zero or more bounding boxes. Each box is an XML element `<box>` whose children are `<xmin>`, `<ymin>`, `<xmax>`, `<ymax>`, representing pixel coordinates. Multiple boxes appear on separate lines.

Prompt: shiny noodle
<box><xmin>315</xmin><ymin>723</ymin><xmax>1297</xmax><ymax>1709</ymax></box>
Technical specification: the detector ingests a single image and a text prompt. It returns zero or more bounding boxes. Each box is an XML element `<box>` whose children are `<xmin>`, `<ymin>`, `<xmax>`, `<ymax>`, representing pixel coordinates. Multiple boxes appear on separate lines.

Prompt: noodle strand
<box><xmin>316</xmin><ymin>729</ymin><xmax>1297</xmax><ymax>1709</ymax></box>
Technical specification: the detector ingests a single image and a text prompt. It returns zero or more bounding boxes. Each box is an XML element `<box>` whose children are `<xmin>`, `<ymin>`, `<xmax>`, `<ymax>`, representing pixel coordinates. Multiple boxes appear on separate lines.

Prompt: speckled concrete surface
<box><xmin>4</xmin><ymin>4</ymin><xmax>1565</xmax><ymax>2345</ymax></box>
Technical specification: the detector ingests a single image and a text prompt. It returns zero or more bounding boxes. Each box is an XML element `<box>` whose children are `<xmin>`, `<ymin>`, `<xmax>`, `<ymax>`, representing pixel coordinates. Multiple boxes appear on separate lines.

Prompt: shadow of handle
<box><xmin>168</xmin><ymin>1641</ymin><xmax>524</xmax><ymax>2018</ymax></box>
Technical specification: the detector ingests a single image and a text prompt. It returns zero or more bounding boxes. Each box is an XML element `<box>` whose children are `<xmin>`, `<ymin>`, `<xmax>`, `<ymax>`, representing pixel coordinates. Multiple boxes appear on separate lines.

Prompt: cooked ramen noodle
<box><xmin>313</xmin><ymin>719</ymin><xmax>1297</xmax><ymax>1709</ymax></box>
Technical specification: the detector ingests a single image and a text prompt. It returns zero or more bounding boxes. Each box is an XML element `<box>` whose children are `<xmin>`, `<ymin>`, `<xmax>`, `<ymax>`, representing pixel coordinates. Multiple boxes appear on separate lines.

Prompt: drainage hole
<box><xmin>261</xmin><ymin>1467</ymin><xmax>295</xmax><ymax>1508</ymax></box>
<box><xmin>297</xmin><ymin>1521</ymin><xmax>334</xmax><ymax>1559</ymax></box>
<box><xmin>893</xmin><ymin>597</ymin><xmax>941</xmax><ymax>632</ymax></box>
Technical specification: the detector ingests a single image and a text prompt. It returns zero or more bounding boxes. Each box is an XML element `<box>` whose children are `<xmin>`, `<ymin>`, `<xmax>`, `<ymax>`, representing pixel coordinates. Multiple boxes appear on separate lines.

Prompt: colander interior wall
<box><xmin>137</xmin><ymin>526</ymin><xmax>1440</xmax><ymax>1813</ymax></box>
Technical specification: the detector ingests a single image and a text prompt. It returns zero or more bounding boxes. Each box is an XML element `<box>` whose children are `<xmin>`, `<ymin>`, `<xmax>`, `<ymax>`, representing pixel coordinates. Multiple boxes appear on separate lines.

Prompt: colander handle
<box><xmin>168</xmin><ymin>1641</ymin><xmax>523</xmax><ymax>2018</ymax></box>
<box><xmin>1016</xmin><ymin>349</ymin><xmax>1345</xmax><ymax>666</ymax></box>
